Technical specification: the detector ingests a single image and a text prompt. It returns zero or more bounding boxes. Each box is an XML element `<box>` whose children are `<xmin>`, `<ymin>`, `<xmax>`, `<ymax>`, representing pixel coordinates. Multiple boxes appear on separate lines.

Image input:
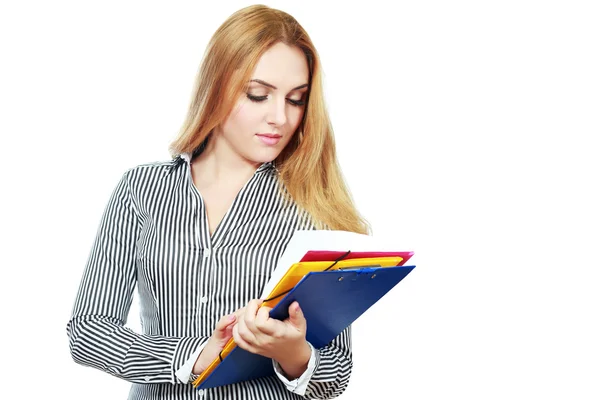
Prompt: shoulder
<box><xmin>120</xmin><ymin>156</ymin><xmax>187</xmax><ymax>189</ymax></box>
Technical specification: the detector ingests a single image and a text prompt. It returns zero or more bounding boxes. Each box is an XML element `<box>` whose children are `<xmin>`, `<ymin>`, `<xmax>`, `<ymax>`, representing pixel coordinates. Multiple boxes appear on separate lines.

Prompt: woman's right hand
<box><xmin>192</xmin><ymin>309</ymin><xmax>244</xmax><ymax>375</ymax></box>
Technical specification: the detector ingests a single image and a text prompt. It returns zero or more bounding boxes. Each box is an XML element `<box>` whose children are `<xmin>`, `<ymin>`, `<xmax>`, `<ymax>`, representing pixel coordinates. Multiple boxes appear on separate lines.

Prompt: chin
<box><xmin>252</xmin><ymin>155</ymin><xmax>277</xmax><ymax>165</ymax></box>
<box><xmin>249</xmin><ymin>148</ymin><xmax>284</xmax><ymax>164</ymax></box>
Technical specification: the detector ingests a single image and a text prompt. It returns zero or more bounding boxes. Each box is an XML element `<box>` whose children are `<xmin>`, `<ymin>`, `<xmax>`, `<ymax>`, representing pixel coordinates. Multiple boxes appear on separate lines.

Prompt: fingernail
<box><xmin>229</xmin><ymin>314</ymin><xmax>236</xmax><ymax>321</ymax></box>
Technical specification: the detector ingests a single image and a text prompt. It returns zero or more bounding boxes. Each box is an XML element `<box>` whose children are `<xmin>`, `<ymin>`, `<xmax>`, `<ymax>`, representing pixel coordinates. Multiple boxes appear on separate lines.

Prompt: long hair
<box><xmin>169</xmin><ymin>5</ymin><xmax>370</xmax><ymax>234</ymax></box>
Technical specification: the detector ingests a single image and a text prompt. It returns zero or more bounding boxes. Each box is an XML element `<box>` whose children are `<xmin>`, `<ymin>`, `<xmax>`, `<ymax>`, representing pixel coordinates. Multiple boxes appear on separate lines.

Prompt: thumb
<box><xmin>288</xmin><ymin>301</ymin><xmax>305</xmax><ymax>329</ymax></box>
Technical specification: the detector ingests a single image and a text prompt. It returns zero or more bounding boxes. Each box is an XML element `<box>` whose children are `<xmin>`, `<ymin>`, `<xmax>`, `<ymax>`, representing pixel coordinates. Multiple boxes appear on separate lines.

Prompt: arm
<box><xmin>303</xmin><ymin>326</ymin><xmax>352</xmax><ymax>399</ymax></box>
<box><xmin>273</xmin><ymin>327</ymin><xmax>352</xmax><ymax>399</ymax></box>
<box><xmin>66</xmin><ymin>171</ymin><xmax>207</xmax><ymax>384</ymax></box>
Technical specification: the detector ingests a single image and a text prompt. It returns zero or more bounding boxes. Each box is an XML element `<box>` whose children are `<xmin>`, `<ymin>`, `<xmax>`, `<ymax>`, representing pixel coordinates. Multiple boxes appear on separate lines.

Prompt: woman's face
<box><xmin>214</xmin><ymin>42</ymin><xmax>309</xmax><ymax>166</ymax></box>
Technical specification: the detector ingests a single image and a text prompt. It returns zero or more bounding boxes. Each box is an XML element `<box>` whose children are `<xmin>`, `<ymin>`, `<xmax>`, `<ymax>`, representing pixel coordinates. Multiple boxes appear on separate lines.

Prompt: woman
<box><xmin>67</xmin><ymin>4</ymin><xmax>369</xmax><ymax>400</ymax></box>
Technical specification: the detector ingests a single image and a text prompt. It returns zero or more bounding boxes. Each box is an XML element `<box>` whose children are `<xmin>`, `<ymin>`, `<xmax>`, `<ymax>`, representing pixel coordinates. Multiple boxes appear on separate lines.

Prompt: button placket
<box><xmin>199</xmin><ymin>247</ymin><xmax>212</xmax><ymax>311</ymax></box>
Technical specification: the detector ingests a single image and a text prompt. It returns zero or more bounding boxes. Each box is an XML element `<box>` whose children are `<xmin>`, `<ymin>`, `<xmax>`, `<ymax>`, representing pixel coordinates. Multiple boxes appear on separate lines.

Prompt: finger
<box><xmin>287</xmin><ymin>301</ymin><xmax>306</xmax><ymax>331</ymax></box>
<box><xmin>235</xmin><ymin>310</ymin><xmax>258</xmax><ymax>344</ymax></box>
<box><xmin>243</xmin><ymin>299</ymin><xmax>263</xmax><ymax>333</ymax></box>
<box><xmin>254</xmin><ymin>306</ymin><xmax>278</xmax><ymax>335</ymax></box>
<box><xmin>234</xmin><ymin>307</ymin><xmax>246</xmax><ymax>320</ymax></box>
<box><xmin>233</xmin><ymin>321</ymin><xmax>255</xmax><ymax>353</ymax></box>
<box><xmin>223</xmin><ymin>324</ymin><xmax>234</xmax><ymax>341</ymax></box>
<box><xmin>214</xmin><ymin>313</ymin><xmax>237</xmax><ymax>335</ymax></box>
<box><xmin>244</xmin><ymin>299</ymin><xmax>263</xmax><ymax>319</ymax></box>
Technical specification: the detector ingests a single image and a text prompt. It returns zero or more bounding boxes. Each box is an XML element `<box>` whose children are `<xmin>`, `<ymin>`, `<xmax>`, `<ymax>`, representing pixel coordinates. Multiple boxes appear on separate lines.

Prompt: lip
<box><xmin>256</xmin><ymin>133</ymin><xmax>282</xmax><ymax>146</ymax></box>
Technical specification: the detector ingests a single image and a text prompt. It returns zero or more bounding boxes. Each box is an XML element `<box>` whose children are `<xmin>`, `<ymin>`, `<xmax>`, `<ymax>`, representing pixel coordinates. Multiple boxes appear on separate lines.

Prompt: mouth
<box><xmin>256</xmin><ymin>133</ymin><xmax>282</xmax><ymax>146</ymax></box>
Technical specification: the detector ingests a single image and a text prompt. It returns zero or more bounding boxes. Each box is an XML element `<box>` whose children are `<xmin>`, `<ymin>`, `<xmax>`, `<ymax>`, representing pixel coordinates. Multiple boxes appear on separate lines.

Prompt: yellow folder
<box><xmin>193</xmin><ymin>256</ymin><xmax>403</xmax><ymax>387</ymax></box>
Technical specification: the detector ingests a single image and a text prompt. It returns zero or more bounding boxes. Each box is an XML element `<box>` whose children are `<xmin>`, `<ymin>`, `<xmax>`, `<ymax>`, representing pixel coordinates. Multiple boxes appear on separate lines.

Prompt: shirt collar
<box><xmin>179</xmin><ymin>153</ymin><xmax>274</xmax><ymax>174</ymax></box>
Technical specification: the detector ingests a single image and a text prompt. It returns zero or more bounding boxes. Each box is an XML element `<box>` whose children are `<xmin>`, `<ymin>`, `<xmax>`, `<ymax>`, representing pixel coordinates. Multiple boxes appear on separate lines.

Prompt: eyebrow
<box><xmin>249</xmin><ymin>79</ymin><xmax>308</xmax><ymax>91</ymax></box>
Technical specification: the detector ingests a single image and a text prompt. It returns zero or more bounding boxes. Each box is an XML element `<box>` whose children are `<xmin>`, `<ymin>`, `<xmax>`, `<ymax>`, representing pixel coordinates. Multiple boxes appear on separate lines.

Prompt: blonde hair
<box><xmin>169</xmin><ymin>5</ymin><xmax>370</xmax><ymax>234</ymax></box>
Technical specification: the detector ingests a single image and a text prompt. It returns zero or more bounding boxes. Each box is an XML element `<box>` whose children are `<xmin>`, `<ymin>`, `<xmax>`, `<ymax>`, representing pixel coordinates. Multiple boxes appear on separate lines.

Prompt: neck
<box><xmin>192</xmin><ymin>133</ymin><xmax>260</xmax><ymax>187</ymax></box>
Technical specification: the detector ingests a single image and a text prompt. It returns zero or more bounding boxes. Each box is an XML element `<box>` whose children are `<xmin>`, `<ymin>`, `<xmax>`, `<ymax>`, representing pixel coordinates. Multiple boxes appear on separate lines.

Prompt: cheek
<box><xmin>231</xmin><ymin>102</ymin><xmax>263</xmax><ymax>130</ymax></box>
<box><xmin>288</xmin><ymin>107</ymin><xmax>305</xmax><ymax>129</ymax></box>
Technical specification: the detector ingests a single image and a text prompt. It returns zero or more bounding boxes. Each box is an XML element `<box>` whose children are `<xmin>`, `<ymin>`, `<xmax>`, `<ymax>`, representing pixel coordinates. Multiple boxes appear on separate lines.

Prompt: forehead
<box><xmin>251</xmin><ymin>42</ymin><xmax>309</xmax><ymax>89</ymax></box>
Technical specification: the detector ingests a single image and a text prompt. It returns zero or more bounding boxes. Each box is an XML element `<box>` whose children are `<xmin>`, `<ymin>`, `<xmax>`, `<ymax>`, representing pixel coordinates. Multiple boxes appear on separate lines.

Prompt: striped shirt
<box><xmin>67</xmin><ymin>154</ymin><xmax>352</xmax><ymax>400</ymax></box>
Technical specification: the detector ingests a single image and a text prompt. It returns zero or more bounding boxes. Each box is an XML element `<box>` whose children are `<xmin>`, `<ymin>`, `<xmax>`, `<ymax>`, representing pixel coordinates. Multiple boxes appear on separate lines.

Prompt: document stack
<box><xmin>193</xmin><ymin>230</ymin><xmax>416</xmax><ymax>390</ymax></box>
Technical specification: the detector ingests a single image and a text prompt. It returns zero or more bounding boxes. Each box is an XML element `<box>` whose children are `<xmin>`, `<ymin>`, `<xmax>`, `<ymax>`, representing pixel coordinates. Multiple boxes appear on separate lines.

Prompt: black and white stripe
<box><xmin>67</xmin><ymin>155</ymin><xmax>352</xmax><ymax>400</ymax></box>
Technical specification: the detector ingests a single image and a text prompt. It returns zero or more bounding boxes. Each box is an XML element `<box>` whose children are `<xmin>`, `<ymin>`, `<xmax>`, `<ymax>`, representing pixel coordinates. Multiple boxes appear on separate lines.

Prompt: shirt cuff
<box><xmin>174</xmin><ymin>341</ymin><xmax>208</xmax><ymax>383</ymax></box>
<box><xmin>272</xmin><ymin>342</ymin><xmax>318</xmax><ymax>396</ymax></box>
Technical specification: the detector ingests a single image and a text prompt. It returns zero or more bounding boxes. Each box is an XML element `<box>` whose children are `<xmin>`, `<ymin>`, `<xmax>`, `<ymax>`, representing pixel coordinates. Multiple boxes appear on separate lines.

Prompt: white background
<box><xmin>1</xmin><ymin>0</ymin><xmax>599</xmax><ymax>399</ymax></box>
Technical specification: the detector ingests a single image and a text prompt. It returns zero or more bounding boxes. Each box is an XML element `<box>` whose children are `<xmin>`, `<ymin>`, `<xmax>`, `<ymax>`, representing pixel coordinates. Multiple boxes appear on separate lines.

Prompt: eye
<box><xmin>247</xmin><ymin>94</ymin><xmax>268</xmax><ymax>102</ymax></box>
<box><xmin>287</xmin><ymin>98</ymin><xmax>305</xmax><ymax>107</ymax></box>
<box><xmin>246</xmin><ymin>93</ymin><xmax>306</xmax><ymax>107</ymax></box>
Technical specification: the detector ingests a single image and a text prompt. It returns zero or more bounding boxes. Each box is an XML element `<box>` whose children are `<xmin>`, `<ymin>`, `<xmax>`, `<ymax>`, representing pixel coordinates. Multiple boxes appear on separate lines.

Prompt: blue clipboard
<box><xmin>197</xmin><ymin>264</ymin><xmax>415</xmax><ymax>390</ymax></box>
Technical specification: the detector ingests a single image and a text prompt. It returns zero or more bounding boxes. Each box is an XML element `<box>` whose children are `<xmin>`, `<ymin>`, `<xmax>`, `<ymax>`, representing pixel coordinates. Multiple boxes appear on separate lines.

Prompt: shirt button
<box><xmin>144</xmin><ymin>376</ymin><xmax>150</xmax><ymax>382</ymax></box>
<box><xmin>200</xmin><ymin>295</ymin><xmax>208</xmax><ymax>304</ymax></box>
<box><xmin>203</xmin><ymin>249</ymin><xmax>212</xmax><ymax>259</ymax></box>
<box><xmin>197</xmin><ymin>389</ymin><xmax>205</xmax><ymax>396</ymax></box>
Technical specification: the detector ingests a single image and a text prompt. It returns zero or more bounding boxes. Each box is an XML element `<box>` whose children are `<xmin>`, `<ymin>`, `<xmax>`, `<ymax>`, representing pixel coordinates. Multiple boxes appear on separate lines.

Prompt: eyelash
<box><xmin>246</xmin><ymin>93</ymin><xmax>305</xmax><ymax>107</ymax></box>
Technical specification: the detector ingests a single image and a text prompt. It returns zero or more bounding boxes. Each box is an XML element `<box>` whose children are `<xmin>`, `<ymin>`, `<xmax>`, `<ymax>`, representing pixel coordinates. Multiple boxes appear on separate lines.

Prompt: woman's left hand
<box><xmin>233</xmin><ymin>299</ymin><xmax>312</xmax><ymax>378</ymax></box>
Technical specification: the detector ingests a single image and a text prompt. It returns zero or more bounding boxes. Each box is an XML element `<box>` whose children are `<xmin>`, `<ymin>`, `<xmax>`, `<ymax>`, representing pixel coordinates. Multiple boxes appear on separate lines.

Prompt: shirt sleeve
<box><xmin>66</xmin><ymin>171</ymin><xmax>208</xmax><ymax>384</ymax></box>
<box><xmin>302</xmin><ymin>326</ymin><xmax>353</xmax><ymax>399</ymax></box>
<box><xmin>272</xmin><ymin>341</ymin><xmax>319</xmax><ymax>395</ymax></box>
<box><xmin>174</xmin><ymin>341</ymin><xmax>208</xmax><ymax>383</ymax></box>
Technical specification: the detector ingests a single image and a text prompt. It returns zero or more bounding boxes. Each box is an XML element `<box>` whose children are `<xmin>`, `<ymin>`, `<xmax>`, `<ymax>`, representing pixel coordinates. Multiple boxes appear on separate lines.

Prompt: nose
<box><xmin>267</xmin><ymin>96</ymin><xmax>287</xmax><ymax>127</ymax></box>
